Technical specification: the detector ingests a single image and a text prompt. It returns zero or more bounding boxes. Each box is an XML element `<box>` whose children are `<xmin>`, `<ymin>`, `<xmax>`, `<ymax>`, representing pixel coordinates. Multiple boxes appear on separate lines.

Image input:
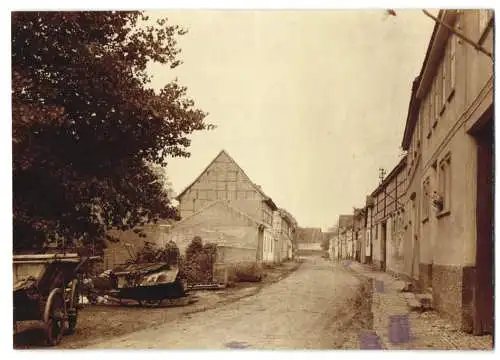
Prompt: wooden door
<box><xmin>473</xmin><ymin>117</ymin><xmax>494</xmax><ymax>335</ymax></box>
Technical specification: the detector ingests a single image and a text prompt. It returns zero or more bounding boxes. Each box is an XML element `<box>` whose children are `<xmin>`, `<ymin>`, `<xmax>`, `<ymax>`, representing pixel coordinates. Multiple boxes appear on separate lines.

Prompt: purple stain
<box><xmin>388</xmin><ymin>314</ymin><xmax>411</xmax><ymax>344</ymax></box>
<box><xmin>375</xmin><ymin>280</ymin><xmax>385</xmax><ymax>293</ymax></box>
<box><xmin>344</xmin><ymin>260</ymin><xmax>352</xmax><ymax>267</ymax></box>
<box><xmin>359</xmin><ymin>331</ymin><xmax>383</xmax><ymax>349</ymax></box>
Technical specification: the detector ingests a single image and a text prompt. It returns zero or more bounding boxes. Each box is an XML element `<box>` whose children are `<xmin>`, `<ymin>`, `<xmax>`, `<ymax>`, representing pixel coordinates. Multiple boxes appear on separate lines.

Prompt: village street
<box><xmin>88</xmin><ymin>257</ymin><xmax>371</xmax><ymax>349</ymax></box>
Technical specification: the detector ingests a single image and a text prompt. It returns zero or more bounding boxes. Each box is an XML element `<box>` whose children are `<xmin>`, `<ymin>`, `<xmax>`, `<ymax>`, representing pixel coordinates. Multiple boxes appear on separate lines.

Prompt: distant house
<box><xmin>279</xmin><ymin>208</ymin><xmax>298</xmax><ymax>259</ymax></box>
<box><xmin>272</xmin><ymin>209</ymin><xmax>297</xmax><ymax>262</ymax></box>
<box><xmin>330</xmin><ymin>215</ymin><xmax>354</xmax><ymax>260</ymax></box>
<box><xmin>297</xmin><ymin>227</ymin><xmax>323</xmax><ymax>245</ymax></box>
<box><xmin>353</xmin><ymin>208</ymin><xmax>367</xmax><ymax>263</ymax></box>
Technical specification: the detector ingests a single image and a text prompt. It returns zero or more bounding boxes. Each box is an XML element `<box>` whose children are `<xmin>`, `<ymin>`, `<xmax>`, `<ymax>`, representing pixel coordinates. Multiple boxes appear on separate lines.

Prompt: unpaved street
<box><xmin>89</xmin><ymin>257</ymin><xmax>371</xmax><ymax>349</ymax></box>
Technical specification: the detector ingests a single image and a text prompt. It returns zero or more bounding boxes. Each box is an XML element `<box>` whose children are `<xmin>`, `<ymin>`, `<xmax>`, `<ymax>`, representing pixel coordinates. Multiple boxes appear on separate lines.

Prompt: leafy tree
<box><xmin>127</xmin><ymin>240</ymin><xmax>180</xmax><ymax>266</ymax></box>
<box><xmin>156</xmin><ymin>240</ymin><xmax>180</xmax><ymax>265</ymax></box>
<box><xmin>134</xmin><ymin>241</ymin><xmax>157</xmax><ymax>263</ymax></box>
<box><xmin>12</xmin><ymin>11</ymin><xmax>212</xmax><ymax>252</ymax></box>
<box><xmin>180</xmin><ymin>236</ymin><xmax>217</xmax><ymax>285</ymax></box>
<box><xmin>185</xmin><ymin>236</ymin><xmax>204</xmax><ymax>261</ymax></box>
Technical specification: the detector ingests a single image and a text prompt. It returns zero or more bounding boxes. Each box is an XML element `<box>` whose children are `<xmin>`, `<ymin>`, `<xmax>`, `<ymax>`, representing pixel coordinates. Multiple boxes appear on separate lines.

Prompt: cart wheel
<box><xmin>66</xmin><ymin>279</ymin><xmax>79</xmax><ymax>334</ymax></box>
<box><xmin>44</xmin><ymin>288</ymin><xmax>66</xmax><ymax>346</ymax></box>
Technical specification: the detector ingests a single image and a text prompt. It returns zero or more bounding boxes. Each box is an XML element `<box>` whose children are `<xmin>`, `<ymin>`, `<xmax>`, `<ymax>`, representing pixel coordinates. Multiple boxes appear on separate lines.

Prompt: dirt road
<box><xmin>89</xmin><ymin>257</ymin><xmax>372</xmax><ymax>349</ymax></box>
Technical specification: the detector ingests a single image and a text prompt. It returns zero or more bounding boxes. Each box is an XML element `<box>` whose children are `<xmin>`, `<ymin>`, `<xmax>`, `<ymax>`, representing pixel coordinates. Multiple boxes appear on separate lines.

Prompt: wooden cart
<box><xmin>13</xmin><ymin>253</ymin><xmax>95</xmax><ymax>346</ymax></box>
<box><xmin>97</xmin><ymin>262</ymin><xmax>187</xmax><ymax>307</ymax></box>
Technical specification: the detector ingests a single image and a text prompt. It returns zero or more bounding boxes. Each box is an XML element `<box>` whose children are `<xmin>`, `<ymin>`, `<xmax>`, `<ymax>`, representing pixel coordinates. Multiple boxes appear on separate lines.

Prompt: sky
<box><xmin>144</xmin><ymin>9</ymin><xmax>435</xmax><ymax>231</ymax></box>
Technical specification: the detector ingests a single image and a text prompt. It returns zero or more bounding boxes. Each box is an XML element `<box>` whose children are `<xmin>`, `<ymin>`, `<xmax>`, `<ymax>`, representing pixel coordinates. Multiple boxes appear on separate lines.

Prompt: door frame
<box><xmin>471</xmin><ymin>116</ymin><xmax>494</xmax><ymax>335</ymax></box>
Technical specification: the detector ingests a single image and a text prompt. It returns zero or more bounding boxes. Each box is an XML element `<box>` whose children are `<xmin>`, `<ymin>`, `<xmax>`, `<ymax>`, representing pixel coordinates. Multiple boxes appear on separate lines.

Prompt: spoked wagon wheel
<box><xmin>44</xmin><ymin>288</ymin><xmax>67</xmax><ymax>346</ymax></box>
<box><xmin>65</xmin><ymin>279</ymin><xmax>79</xmax><ymax>335</ymax></box>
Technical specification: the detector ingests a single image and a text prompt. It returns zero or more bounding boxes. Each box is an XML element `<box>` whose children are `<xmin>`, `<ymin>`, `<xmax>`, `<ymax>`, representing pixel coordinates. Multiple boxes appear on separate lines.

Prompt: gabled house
<box><xmin>176</xmin><ymin>150</ymin><xmax>278</xmax><ymax>227</ymax></box>
<box><xmin>174</xmin><ymin>150</ymin><xmax>281</xmax><ymax>264</ymax></box>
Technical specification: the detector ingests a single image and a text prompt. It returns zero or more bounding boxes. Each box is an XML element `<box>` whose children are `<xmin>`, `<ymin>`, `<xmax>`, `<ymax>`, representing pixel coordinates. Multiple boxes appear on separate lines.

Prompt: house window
<box><xmin>433</xmin><ymin>81</ymin><xmax>439</xmax><ymax>127</ymax></box>
<box><xmin>427</xmin><ymin>91</ymin><xmax>433</xmax><ymax>138</ymax></box>
<box><xmin>422</xmin><ymin>177</ymin><xmax>430</xmax><ymax>222</ymax></box>
<box><xmin>416</xmin><ymin>103</ymin><xmax>422</xmax><ymax>150</ymax></box>
<box><xmin>436</xmin><ymin>58</ymin><xmax>446</xmax><ymax>117</ymax></box>
<box><xmin>420</xmin><ymin>99</ymin><xmax>427</xmax><ymax>141</ymax></box>
<box><xmin>438</xmin><ymin>154</ymin><xmax>452</xmax><ymax>214</ymax></box>
<box><xmin>448</xmin><ymin>36</ymin><xmax>456</xmax><ymax>100</ymax></box>
<box><xmin>442</xmin><ymin>51</ymin><xmax>448</xmax><ymax>107</ymax></box>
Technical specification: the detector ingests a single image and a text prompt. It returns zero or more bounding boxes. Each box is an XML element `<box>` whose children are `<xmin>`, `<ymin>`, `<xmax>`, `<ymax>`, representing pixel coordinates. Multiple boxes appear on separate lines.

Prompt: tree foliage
<box><xmin>181</xmin><ymin>236</ymin><xmax>217</xmax><ymax>285</ymax></box>
<box><xmin>129</xmin><ymin>240</ymin><xmax>180</xmax><ymax>266</ymax></box>
<box><xmin>12</xmin><ymin>11</ymin><xmax>212</xmax><ymax>252</ymax></box>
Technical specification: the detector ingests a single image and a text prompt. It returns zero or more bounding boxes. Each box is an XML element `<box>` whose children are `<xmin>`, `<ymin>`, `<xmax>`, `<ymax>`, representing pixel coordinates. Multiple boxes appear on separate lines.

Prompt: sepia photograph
<box><xmin>9</xmin><ymin>2</ymin><xmax>494</xmax><ymax>351</ymax></box>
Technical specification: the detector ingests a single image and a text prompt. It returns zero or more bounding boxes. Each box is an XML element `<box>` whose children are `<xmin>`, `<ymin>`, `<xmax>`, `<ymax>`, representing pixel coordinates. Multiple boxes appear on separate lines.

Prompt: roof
<box><xmin>402</xmin><ymin>10</ymin><xmax>458</xmax><ymax>149</ymax></box>
<box><xmin>175</xmin><ymin>150</ymin><xmax>277</xmax><ymax>210</ymax></box>
<box><xmin>370</xmin><ymin>155</ymin><xmax>407</xmax><ymax>197</ymax></box>
<box><xmin>171</xmin><ymin>200</ymin><xmax>267</xmax><ymax>229</ymax></box>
